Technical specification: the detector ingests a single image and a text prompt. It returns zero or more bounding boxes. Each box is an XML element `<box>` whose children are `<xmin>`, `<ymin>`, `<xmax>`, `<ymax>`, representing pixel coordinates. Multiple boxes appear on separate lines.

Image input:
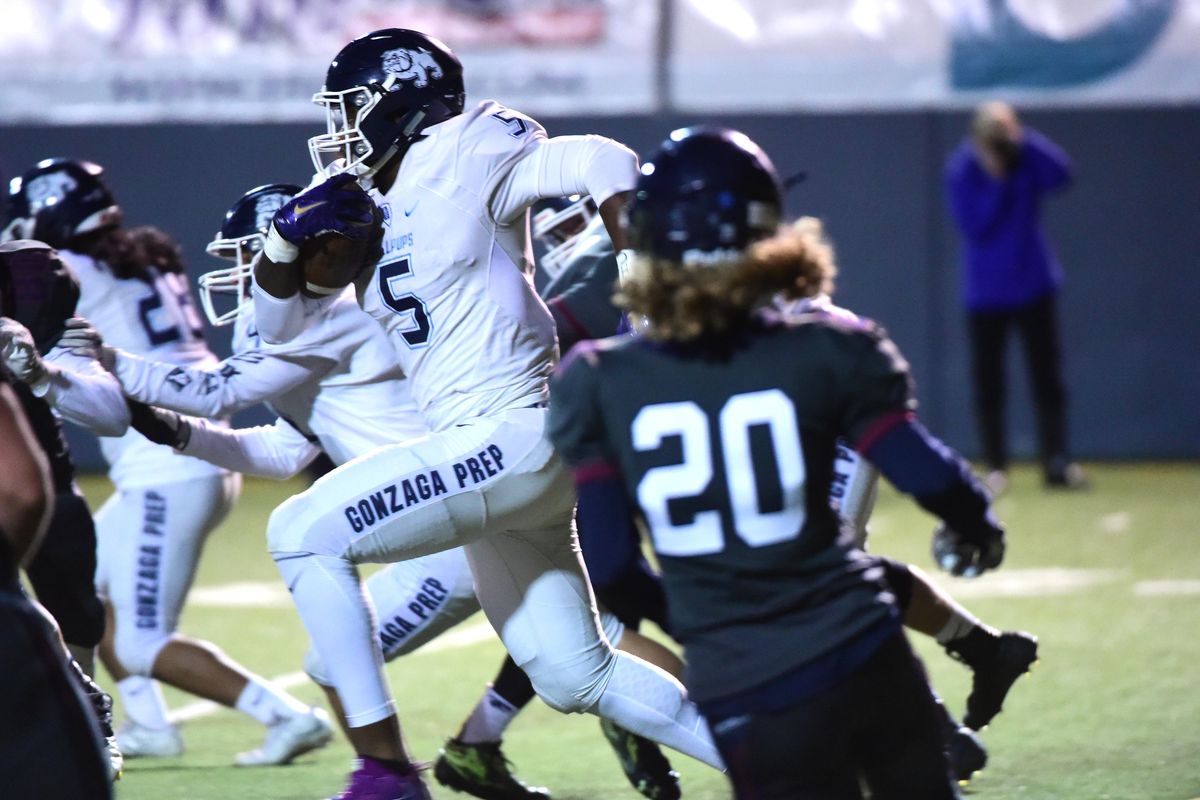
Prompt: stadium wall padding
<box><xmin>2</xmin><ymin>106</ymin><xmax>1197</xmax><ymax>469</ymax></box>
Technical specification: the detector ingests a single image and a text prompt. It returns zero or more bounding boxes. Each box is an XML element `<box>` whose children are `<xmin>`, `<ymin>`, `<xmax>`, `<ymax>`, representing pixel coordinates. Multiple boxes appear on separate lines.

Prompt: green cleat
<box><xmin>433</xmin><ymin>738</ymin><xmax>550</xmax><ymax>800</ymax></box>
<box><xmin>598</xmin><ymin>719</ymin><xmax>681</xmax><ymax>800</ymax></box>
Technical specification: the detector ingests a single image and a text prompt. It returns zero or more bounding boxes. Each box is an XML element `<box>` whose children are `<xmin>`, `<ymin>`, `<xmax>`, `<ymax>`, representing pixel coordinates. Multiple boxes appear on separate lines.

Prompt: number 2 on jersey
<box><xmin>378</xmin><ymin>255</ymin><xmax>432</xmax><ymax>347</ymax></box>
<box><xmin>137</xmin><ymin>271</ymin><xmax>204</xmax><ymax>346</ymax></box>
<box><xmin>632</xmin><ymin>389</ymin><xmax>807</xmax><ymax>557</ymax></box>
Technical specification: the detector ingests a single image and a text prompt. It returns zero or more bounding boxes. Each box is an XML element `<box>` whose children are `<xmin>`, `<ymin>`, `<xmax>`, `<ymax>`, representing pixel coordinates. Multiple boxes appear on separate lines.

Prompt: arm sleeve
<box><xmin>180</xmin><ymin>416</ymin><xmax>321</xmax><ymax>480</ymax></box>
<box><xmin>490</xmin><ymin>135</ymin><xmax>638</xmax><ymax>225</ymax></box>
<box><xmin>1022</xmin><ymin>128</ymin><xmax>1073</xmax><ymax>193</ymax></box>
<box><xmin>37</xmin><ymin>348</ymin><xmax>130</xmax><ymax>436</ymax></box>
<box><xmin>945</xmin><ymin>156</ymin><xmax>1012</xmax><ymax>241</ymax></box>
<box><xmin>252</xmin><ymin>282</ymin><xmax>308</xmax><ymax>345</ymax></box>
<box><xmin>113</xmin><ymin>347</ymin><xmax>331</xmax><ymax>418</ymax></box>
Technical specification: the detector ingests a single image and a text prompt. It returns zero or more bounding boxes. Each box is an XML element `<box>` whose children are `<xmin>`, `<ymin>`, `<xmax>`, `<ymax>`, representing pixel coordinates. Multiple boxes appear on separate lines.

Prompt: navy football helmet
<box><xmin>627</xmin><ymin>126</ymin><xmax>782</xmax><ymax>265</ymax></box>
<box><xmin>2</xmin><ymin>159</ymin><xmax>122</xmax><ymax>249</ymax></box>
<box><xmin>309</xmin><ymin>28</ymin><xmax>465</xmax><ymax>178</ymax></box>
<box><xmin>0</xmin><ymin>240</ymin><xmax>81</xmax><ymax>352</ymax></box>
<box><xmin>200</xmin><ymin>183</ymin><xmax>302</xmax><ymax>326</ymax></box>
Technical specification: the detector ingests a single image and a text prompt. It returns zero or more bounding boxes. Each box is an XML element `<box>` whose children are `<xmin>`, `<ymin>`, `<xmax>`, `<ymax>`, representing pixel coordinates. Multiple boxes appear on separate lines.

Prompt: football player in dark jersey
<box><xmin>550</xmin><ymin>126</ymin><xmax>1011</xmax><ymax>799</ymax></box>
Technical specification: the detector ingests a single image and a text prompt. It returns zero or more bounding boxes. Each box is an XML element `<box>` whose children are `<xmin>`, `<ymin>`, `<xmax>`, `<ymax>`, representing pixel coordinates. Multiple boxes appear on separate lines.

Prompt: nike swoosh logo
<box><xmin>404</xmin><ymin>202</ymin><xmax>419</xmax><ymax>217</ymax></box>
<box><xmin>294</xmin><ymin>200</ymin><xmax>327</xmax><ymax>217</ymax></box>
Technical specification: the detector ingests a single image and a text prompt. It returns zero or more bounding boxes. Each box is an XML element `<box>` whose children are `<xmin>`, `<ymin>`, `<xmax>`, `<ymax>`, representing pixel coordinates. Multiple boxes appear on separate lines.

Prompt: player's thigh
<box><xmin>276</xmin><ymin>407</ymin><xmax>567</xmax><ymax>564</ymax></box>
<box><xmin>369</xmin><ymin>548</ymin><xmax>482</xmax><ymax>660</ymax></box>
<box><xmin>708</xmin><ymin>699</ymin><xmax>861</xmax><ymax>800</ymax></box>
<box><xmin>465</xmin><ymin>515</ymin><xmax>606</xmax><ymax>673</ymax></box>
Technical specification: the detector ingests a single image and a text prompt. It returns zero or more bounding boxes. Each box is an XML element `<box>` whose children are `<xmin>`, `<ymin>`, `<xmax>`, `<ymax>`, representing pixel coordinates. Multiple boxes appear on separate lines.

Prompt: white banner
<box><xmin>0</xmin><ymin>0</ymin><xmax>657</xmax><ymax>124</ymax></box>
<box><xmin>671</xmin><ymin>0</ymin><xmax>1200</xmax><ymax>111</ymax></box>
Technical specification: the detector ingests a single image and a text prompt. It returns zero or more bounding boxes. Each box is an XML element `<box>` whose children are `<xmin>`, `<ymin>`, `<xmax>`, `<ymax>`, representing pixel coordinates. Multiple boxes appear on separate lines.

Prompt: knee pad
<box><xmin>266</xmin><ymin>493</ymin><xmax>309</xmax><ymax>556</ymax></box>
<box><xmin>880</xmin><ymin>557</ymin><xmax>915</xmax><ymax>612</ymax></box>
<box><xmin>521</xmin><ymin>649</ymin><xmax>614</xmax><ymax>714</ymax></box>
<box><xmin>303</xmin><ymin>645</ymin><xmax>332</xmax><ymax>687</ymax></box>
<box><xmin>114</xmin><ymin>627</ymin><xmax>170</xmax><ymax>677</ymax></box>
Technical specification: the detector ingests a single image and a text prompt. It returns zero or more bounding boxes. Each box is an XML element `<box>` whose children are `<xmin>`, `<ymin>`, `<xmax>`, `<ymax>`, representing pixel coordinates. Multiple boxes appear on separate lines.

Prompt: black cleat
<box><xmin>946</xmin><ymin>724</ymin><xmax>988</xmax><ymax>784</ymax></box>
<box><xmin>599</xmin><ymin>719</ymin><xmax>681</xmax><ymax>800</ymax></box>
<box><xmin>953</xmin><ymin>631</ymin><xmax>1039</xmax><ymax>730</ymax></box>
<box><xmin>433</xmin><ymin>738</ymin><xmax>550</xmax><ymax>800</ymax></box>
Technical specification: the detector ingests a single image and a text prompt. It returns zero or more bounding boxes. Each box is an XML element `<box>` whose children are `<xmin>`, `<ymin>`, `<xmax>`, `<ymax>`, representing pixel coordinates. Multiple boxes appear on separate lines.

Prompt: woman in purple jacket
<box><xmin>945</xmin><ymin>102</ymin><xmax>1087</xmax><ymax>492</ymax></box>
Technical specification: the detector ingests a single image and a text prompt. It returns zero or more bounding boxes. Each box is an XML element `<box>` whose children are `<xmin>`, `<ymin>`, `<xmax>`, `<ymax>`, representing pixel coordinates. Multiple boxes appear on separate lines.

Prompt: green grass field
<box><xmin>80</xmin><ymin>463</ymin><xmax>1200</xmax><ymax>800</ymax></box>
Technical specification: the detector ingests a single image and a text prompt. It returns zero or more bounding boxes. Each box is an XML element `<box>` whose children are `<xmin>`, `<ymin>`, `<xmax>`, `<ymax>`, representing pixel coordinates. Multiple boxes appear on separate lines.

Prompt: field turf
<box><xmin>78</xmin><ymin>463</ymin><xmax>1200</xmax><ymax>800</ymax></box>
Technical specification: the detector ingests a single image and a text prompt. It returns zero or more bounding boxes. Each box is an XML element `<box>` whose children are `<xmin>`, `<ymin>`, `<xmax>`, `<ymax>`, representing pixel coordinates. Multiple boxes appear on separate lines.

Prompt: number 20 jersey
<box><xmin>549</xmin><ymin>313</ymin><xmax>915</xmax><ymax>703</ymax></box>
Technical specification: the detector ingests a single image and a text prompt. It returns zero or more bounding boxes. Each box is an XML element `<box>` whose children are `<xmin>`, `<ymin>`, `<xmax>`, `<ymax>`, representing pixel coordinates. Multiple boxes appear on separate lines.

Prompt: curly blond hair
<box><xmin>617</xmin><ymin>216</ymin><xmax>838</xmax><ymax>342</ymax></box>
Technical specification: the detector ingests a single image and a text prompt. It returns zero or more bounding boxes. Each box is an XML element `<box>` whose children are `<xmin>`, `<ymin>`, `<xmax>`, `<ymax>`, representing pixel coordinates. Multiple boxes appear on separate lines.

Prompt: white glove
<box><xmin>57</xmin><ymin>317</ymin><xmax>115</xmax><ymax>372</ymax></box>
<box><xmin>0</xmin><ymin>317</ymin><xmax>48</xmax><ymax>390</ymax></box>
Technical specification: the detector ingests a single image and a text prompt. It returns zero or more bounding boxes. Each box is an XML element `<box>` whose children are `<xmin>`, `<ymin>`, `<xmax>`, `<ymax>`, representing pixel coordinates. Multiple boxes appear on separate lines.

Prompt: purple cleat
<box><xmin>329</xmin><ymin>757</ymin><xmax>431</xmax><ymax>800</ymax></box>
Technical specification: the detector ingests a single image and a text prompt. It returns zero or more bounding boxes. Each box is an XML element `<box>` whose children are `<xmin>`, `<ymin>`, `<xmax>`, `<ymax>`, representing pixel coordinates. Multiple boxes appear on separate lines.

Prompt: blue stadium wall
<box><xmin>2</xmin><ymin>106</ymin><xmax>1197</xmax><ymax>470</ymax></box>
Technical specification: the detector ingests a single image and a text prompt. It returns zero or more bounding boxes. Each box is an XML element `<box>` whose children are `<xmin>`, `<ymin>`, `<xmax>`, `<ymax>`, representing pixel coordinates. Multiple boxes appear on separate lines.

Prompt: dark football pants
<box><xmin>706</xmin><ymin>633</ymin><xmax>960</xmax><ymax>800</ymax></box>
<box><xmin>968</xmin><ymin>294</ymin><xmax>1068</xmax><ymax>473</ymax></box>
<box><xmin>0</xmin><ymin>567</ymin><xmax>111</xmax><ymax>799</ymax></box>
<box><xmin>24</xmin><ymin>490</ymin><xmax>106</xmax><ymax>648</ymax></box>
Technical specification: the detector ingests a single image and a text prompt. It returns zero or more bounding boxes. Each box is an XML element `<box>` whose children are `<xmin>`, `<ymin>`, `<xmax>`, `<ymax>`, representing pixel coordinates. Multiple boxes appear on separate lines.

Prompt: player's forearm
<box><xmin>181</xmin><ymin>417</ymin><xmax>319</xmax><ymax>480</ymax></box>
<box><xmin>252</xmin><ymin>257</ymin><xmax>308</xmax><ymax>344</ymax></box>
<box><xmin>862</xmin><ymin>418</ymin><xmax>999</xmax><ymax>543</ymax></box>
<box><xmin>39</xmin><ymin>349</ymin><xmax>130</xmax><ymax>437</ymax></box>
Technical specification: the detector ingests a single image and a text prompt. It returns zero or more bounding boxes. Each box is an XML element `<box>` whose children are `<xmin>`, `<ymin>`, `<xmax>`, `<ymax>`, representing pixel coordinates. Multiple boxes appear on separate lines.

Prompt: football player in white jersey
<box><xmin>92</xmin><ymin>182</ymin><xmax>685</xmax><ymax>799</ymax></box>
<box><xmin>2</xmin><ymin>160</ymin><xmax>332</xmax><ymax>767</ymax></box>
<box><xmin>252</xmin><ymin>28</ymin><xmax>723</xmax><ymax>799</ymax></box>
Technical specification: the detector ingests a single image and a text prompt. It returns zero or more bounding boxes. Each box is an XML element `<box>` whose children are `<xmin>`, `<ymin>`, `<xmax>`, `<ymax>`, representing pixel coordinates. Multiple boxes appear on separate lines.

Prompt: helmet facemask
<box><xmin>309</xmin><ymin>79</ymin><xmax>436</xmax><ymax>179</ymax></box>
<box><xmin>532</xmin><ymin>195</ymin><xmax>597</xmax><ymax>280</ymax></box>
<box><xmin>199</xmin><ymin>233</ymin><xmax>260</xmax><ymax>327</ymax></box>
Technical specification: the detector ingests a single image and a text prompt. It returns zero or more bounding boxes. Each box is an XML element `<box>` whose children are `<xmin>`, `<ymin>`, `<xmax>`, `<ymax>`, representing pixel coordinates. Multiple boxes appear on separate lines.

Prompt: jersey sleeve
<box><xmin>486</xmin><ymin>110</ymin><xmax>637</xmax><ymax>224</ymax></box>
<box><xmin>548</xmin><ymin>342</ymin><xmax>612</xmax><ymax>471</ymax></box>
<box><xmin>544</xmin><ymin>246</ymin><xmax>622</xmax><ymax>352</ymax></box>
<box><xmin>180</xmin><ymin>416</ymin><xmax>320</xmax><ymax>479</ymax></box>
<box><xmin>113</xmin><ymin>346</ymin><xmax>334</xmax><ymax>418</ymax></box>
<box><xmin>38</xmin><ymin>347</ymin><xmax>130</xmax><ymax>437</ymax></box>
<box><xmin>837</xmin><ymin>326</ymin><xmax>917</xmax><ymax>452</ymax></box>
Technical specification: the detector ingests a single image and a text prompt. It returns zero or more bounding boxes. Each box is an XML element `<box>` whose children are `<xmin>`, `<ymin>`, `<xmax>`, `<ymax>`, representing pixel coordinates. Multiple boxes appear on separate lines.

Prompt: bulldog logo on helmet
<box><xmin>254</xmin><ymin>194</ymin><xmax>289</xmax><ymax>233</ymax></box>
<box><xmin>380</xmin><ymin>47</ymin><xmax>443</xmax><ymax>88</ymax></box>
<box><xmin>25</xmin><ymin>173</ymin><xmax>78</xmax><ymax>214</ymax></box>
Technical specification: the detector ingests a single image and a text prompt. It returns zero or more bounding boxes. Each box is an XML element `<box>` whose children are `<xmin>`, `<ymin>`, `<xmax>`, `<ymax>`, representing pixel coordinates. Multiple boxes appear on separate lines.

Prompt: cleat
<box><xmin>946</xmin><ymin>725</ymin><xmax>988</xmax><ymax>784</ymax></box>
<box><xmin>433</xmin><ymin>738</ymin><xmax>550</xmax><ymax>800</ymax></box>
<box><xmin>330</xmin><ymin>758</ymin><xmax>431</xmax><ymax>800</ymax></box>
<box><xmin>961</xmin><ymin>631</ymin><xmax>1039</xmax><ymax>730</ymax></box>
<box><xmin>598</xmin><ymin>718</ymin><xmax>681</xmax><ymax>800</ymax></box>
<box><xmin>236</xmin><ymin>707</ymin><xmax>333</xmax><ymax>766</ymax></box>
<box><xmin>116</xmin><ymin>720</ymin><xmax>184</xmax><ymax>758</ymax></box>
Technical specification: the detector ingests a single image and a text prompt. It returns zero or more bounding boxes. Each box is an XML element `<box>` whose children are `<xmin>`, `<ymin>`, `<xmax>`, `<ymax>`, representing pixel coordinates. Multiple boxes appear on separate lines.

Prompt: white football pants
<box><xmin>95</xmin><ymin>473</ymin><xmax>241</xmax><ymax>675</ymax></box>
<box><xmin>831</xmin><ymin>440</ymin><xmax>880</xmax><ymax>547</ymax></box>
<box><xmin>268</xmin><ymin>407</ymin><xmax>721</xmax><ymax>769</ymax></box>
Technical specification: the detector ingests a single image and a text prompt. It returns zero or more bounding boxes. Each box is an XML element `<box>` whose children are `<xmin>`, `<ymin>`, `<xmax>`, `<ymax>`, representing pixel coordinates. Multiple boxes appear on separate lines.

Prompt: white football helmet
<box><xmin>532</xmin><ymin>194</ymin><xmax>597</xmax><ymax>279</ymax></box>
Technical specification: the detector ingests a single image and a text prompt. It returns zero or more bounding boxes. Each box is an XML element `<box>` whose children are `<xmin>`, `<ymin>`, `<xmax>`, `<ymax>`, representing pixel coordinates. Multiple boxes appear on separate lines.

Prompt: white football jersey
<box><xmin>119</xmin><ymin>287</ymin><xmax>423</xmax><ymax>466</ymax></box>
<box><xmin>358</xmin><ymin>100</ymin><xmax>636</xmax><ymax>431</ymax></box>
<box><xmin>61</xmin><ymin>250</ymin><xmax>225</xmax><ymax>489</ymax></box>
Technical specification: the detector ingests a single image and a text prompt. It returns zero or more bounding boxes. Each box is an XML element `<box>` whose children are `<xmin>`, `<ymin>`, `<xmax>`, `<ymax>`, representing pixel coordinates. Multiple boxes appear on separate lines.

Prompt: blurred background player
<box><xmin>550</xmin><ymin>126</ymin><xmax>1014</xmax><ymax>799</ymax></box>
<box><xmin>2</xmin><ymin>160</ymin><xmax>331</xmax><ymax>766</ymax></box>
<box><xmin>252</xmin><ymin>27</ymin><xmax>722</xmax><ymax>798</ymax></box>
<box><xmin>944</xmin><ymin>102</ymin><xmax>1087</xmax><ymax>493</ymax></box>
<box><xmin>0</xmin><ymin>366</ymin><xmax>113</xmax><ymax>800</ymax></box>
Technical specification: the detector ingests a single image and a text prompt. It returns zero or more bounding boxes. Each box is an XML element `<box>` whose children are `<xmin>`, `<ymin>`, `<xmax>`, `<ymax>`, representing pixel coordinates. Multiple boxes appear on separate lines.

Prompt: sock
<box><xmin>362</xmin><ymin>755</ymin><xmax>416</xmax><ymax>776</ymax></box>
<box><xmin>934</xmin><ymin>609</ymin><xmax>993</xmax><ymax>645</ymax></box>
<box><xmin>235</xmin><ymin>676</ymin><xmax>310</xmax><ymax>727</ymax></box>
<box><xmin>594</xmin><ymin>652</ymin><xmax>725</xmax><ymax>770</ymax></box>
<box><xmin>118</xmin><ymin>675</ymin><xmax>172</xmax><ymax>730</ymax></box>
<box><xmin>459</xmin><ymin>686</ymin><xmax>521</xmax><ymax>744</ymax></box>
<box><xmin>492</xmin><ymin>656</ymin><xmax>536</xmax><ymax>708</ymax></box>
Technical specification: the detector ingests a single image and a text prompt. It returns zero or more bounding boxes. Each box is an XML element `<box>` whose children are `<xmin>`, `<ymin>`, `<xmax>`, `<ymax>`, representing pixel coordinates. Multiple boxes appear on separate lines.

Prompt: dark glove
<box><xmin>931</xmin><ymin>523</ymin><xmax>1005</xmax><ymax>578</ymax></box>
<box><xmin>264</xmin><ymin>174</ymin><xmax>377</xmax><ymax>263</ymax></box>
<box><xmin>126</xmin><ymin>399</ymin><xmax>191</xmax><ymax>449</ymax></box>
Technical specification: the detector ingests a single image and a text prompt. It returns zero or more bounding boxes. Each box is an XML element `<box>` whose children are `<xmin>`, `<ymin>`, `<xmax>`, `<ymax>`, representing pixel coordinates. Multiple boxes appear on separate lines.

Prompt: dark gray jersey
<box><xmin>550</xmin><ymin>313</ymin><xmax>914</xmax><ymax>702</ymax></box>
<box><xmin>540</xmin><ymin>219</ymin><xmax>622</xmax><ymax>352</ymax></box>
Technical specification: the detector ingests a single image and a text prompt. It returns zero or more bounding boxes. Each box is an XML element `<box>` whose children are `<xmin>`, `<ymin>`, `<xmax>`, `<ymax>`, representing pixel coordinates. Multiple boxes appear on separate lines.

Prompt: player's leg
<box><xmin>1017</xmin><ymin>295</ymin><xmax>1084</xmax><ymax>487</ymax></box>
<box><xmin>968</xmin><ymin>308</ymin><xmax>1011</xmax><ymax>489</ymax></box>
<box><xmin>830</xmin><ymin>442</ymin><xmax>880</xmax><ymax>545</ymax></box>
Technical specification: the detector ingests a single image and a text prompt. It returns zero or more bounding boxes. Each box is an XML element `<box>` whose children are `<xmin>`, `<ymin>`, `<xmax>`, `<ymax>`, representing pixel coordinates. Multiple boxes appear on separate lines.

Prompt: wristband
<box><xmin>263</xmin><ymin>224</ymin><xmax>300</xmax><ymax>264</ymax></box>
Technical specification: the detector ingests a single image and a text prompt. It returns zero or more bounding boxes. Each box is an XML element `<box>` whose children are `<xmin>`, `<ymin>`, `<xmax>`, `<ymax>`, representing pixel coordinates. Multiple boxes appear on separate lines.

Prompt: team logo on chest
<box><xmin>381</xmin><ymin>47</ymin><xmax>443</xmax><ymax>88</ymax></box>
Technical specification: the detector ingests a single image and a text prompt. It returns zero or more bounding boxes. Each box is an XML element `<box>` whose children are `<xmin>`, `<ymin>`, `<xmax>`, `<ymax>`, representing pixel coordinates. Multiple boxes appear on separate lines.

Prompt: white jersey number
<box><xmin>631</xmin><ymin>389</ymin><xmax>807</xmax><ymax>557</ymax></box>
<box><xmin>378</xmin><ymin>256</ymin><xmax>432</xmax><ymax>348</ymax></box>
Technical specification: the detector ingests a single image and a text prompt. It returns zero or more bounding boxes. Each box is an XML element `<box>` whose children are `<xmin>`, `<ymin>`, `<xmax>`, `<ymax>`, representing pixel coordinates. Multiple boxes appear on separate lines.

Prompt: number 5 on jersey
<box><xmin>378</xmin><ymin>255</ymin><xmax>432</xmax><ymax>347</ymax></box>
<box><xmin>632</xmin><ymin>389</ymin><xmax>807</xmax><ymax>557</ymax></box>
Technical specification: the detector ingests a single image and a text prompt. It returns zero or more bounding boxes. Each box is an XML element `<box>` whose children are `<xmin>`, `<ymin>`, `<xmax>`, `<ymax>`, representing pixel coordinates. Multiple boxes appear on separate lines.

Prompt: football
<box><xmin>299</xmin><ymin>213</ymin><xmax>383</xmax><ymax>295</ymax></box>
